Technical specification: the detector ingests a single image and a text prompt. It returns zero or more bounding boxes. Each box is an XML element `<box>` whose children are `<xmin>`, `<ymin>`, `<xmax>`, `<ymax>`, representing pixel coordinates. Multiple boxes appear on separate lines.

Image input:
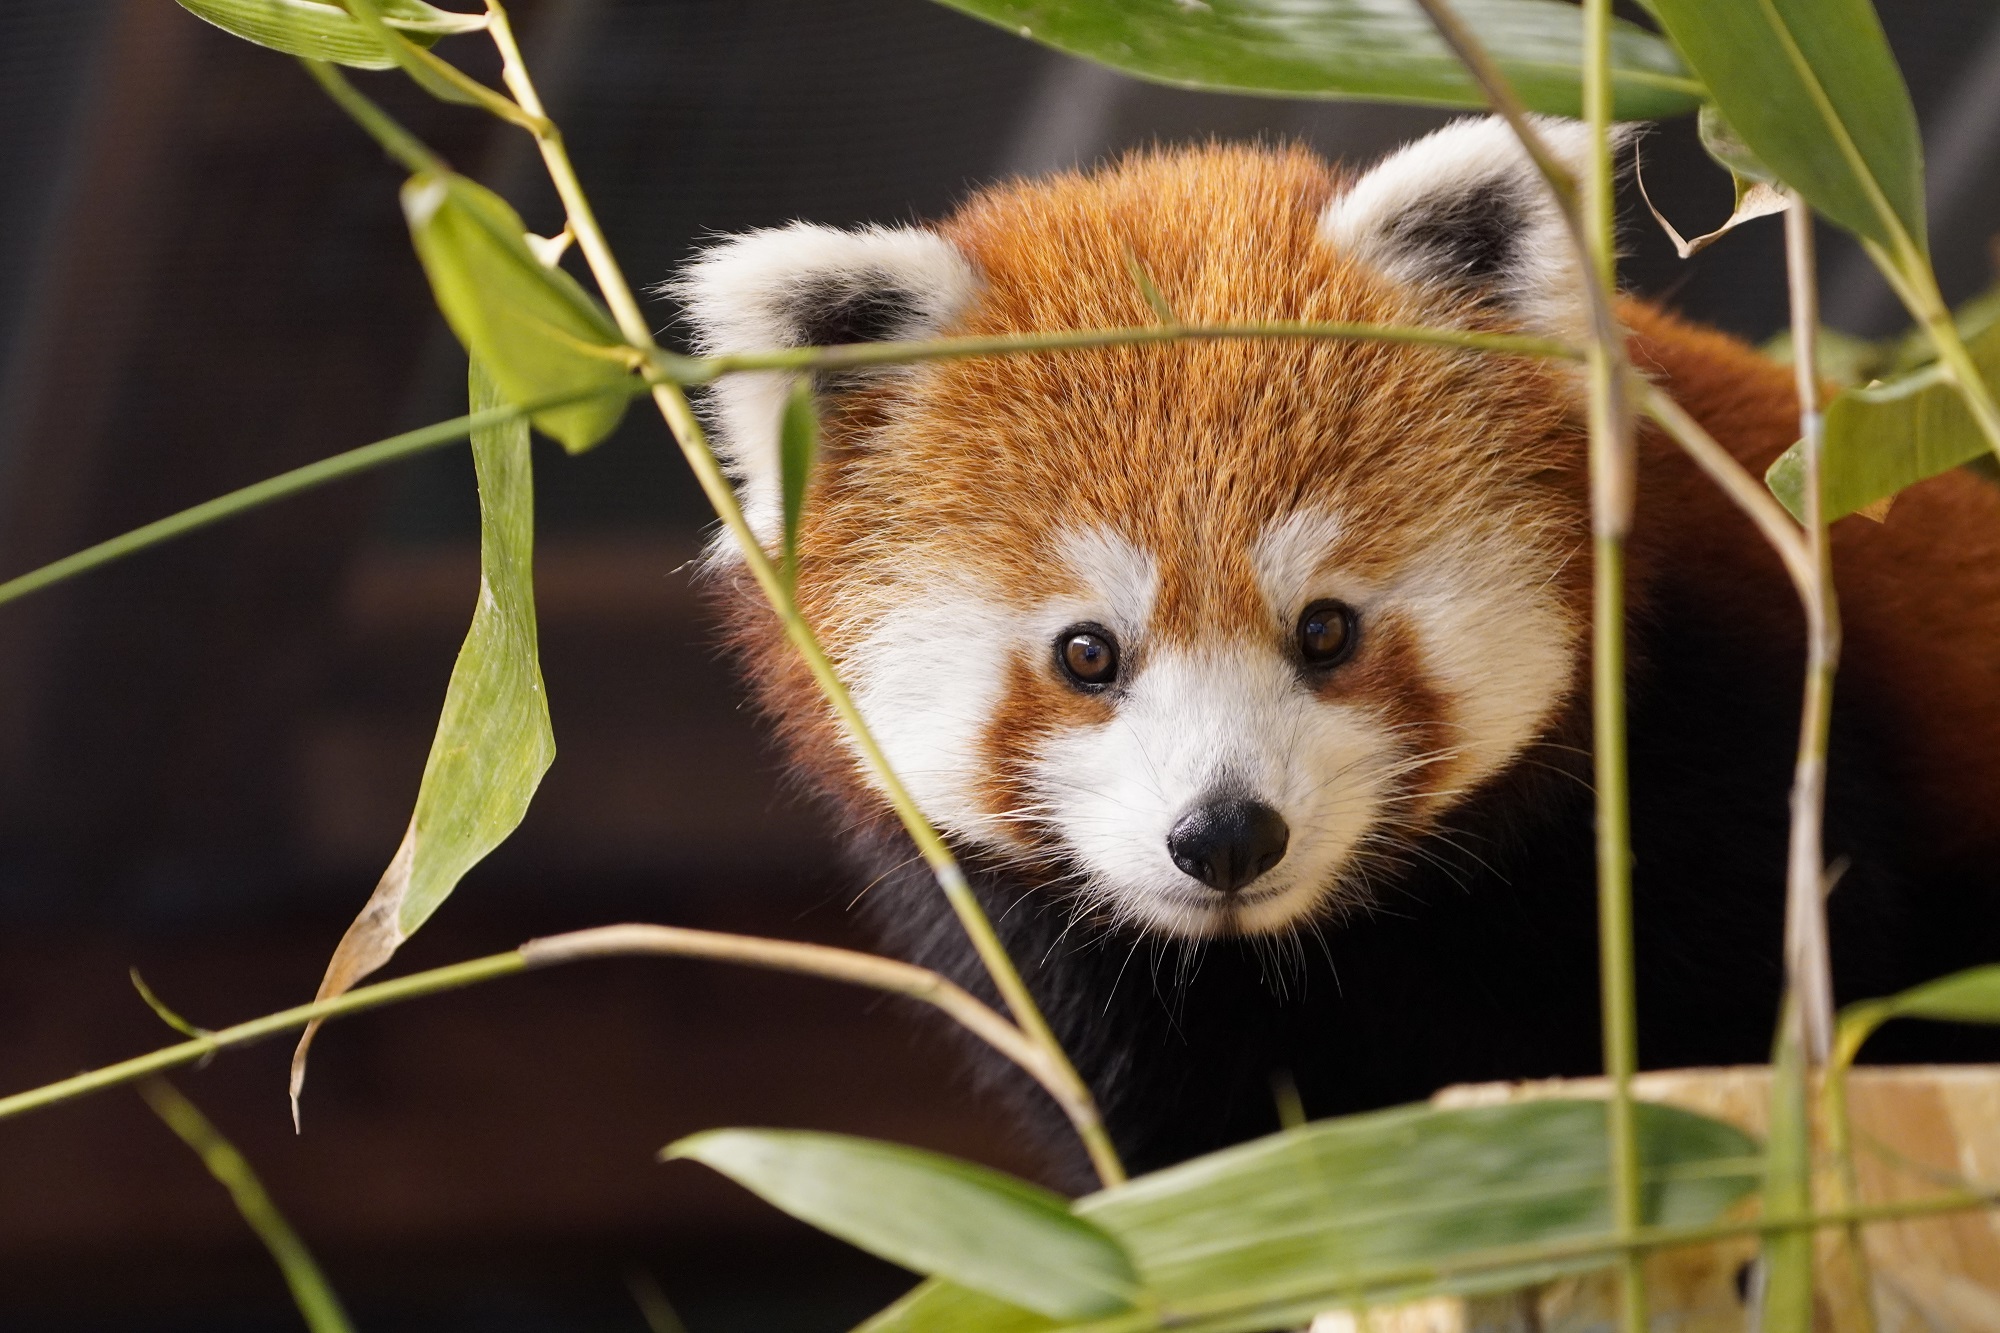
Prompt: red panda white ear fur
<box><xmin>1320</xmin><ymin>116</ymin><xmax>1631</xmax><ymax>340</ymax></box>
<box><xmin>672</xmin><ymin>222</ymin><xmax>979</xmax><ymax>547</ymax></box>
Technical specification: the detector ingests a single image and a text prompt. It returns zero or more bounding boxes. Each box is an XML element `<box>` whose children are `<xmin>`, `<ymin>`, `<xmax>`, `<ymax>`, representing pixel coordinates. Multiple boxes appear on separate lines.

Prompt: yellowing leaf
<box><xmin>176</xmin><ymin>0</ymin><xmax>483</xmax><ymax>70</ymax></box>
<box><xmin>292</xmin><ymin>359</ymin><xmax>554</xmax><ymax>1119</ymax></box>
<box><xmin>1647</xmin><ymin>0</ymin><xmax>1925</xmax><ymax>255</ymax></box>
<box><xmin>403</xmin><ymin>173</ymin><xmax>633</xmax><ymax>452</ymax></box>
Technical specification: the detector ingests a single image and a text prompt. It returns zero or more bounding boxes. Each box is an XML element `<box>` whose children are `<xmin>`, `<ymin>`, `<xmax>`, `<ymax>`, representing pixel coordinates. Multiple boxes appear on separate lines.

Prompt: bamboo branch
<box><xmin>670</xmin><ymin>321</ymin><xmax>1582</xmax><ymax>383</ymax></box>
<box><xmin>0</xmin><ymin>924</ymin><xmax>1103</xmax><ymax>1162</ymax></box>
<box><xmin>479</xmin><ymin>0</ymin><xmax>1125</xmax><ymax>1186</ymax></box>
<box><xmin>0</xmin><ymin>386</ymin><xmax>630</xmax><ymax>610</ymax></box>
<box><xmin>1638</xmin><ymin>388</ymin><xmax>1814</xmax><ymax>597</ymax></box>
<box><xmin>1405</xmin><ymin>2</ymin><xmax>1644</xmax><ymax>1328</ymax></box>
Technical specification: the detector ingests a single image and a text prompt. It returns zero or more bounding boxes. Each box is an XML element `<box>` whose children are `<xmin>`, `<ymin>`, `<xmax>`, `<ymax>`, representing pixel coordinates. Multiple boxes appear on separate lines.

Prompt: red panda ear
<box><xmin>670</xmin><ymin>222</ymin><xmax>979</xmax><ymax>546</ymax></box>
<box><xmin>1319</xmin><ymin>116</ymin><xmax>1632</xmax><ymax>337</ymax></box>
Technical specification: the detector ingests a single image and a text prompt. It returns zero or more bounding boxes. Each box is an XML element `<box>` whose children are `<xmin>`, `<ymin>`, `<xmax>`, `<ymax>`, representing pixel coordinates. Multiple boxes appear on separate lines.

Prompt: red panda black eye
<box><xmin>1056</xmin><ymin>626</ymin><xmax>1119</xmax><ymax>689</ymax></box>
<box><xmin>1298</xmin><ymin>600</ymin><xmax>1357</xmax><ymax>668</ymax></box>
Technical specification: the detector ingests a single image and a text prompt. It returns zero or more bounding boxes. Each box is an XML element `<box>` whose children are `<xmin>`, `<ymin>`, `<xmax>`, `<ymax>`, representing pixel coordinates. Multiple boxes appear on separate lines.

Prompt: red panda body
<box><xmin>679</xmin><ymin>126</ymin><xmax>2000</xmax><ymax>1180</ymax></box>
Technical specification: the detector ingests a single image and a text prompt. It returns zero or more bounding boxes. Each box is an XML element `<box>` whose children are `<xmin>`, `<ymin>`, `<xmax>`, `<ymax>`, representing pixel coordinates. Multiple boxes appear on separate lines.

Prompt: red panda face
<box><xmin>681</xmin><ymin>121</ymin><xmax>1603</xmax><ymax>938</ymax></box>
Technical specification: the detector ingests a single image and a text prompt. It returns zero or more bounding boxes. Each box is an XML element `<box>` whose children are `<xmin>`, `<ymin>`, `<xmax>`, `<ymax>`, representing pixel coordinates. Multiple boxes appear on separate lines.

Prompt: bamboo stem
<box><xmin>141</xmin><ymin>1080</ymin><xmax>357</xmax><ymax>1333</ymax></box>
<box><xmin>1783</xmin><ymin>197</ymin><xmax>1839</xmax><ymax>1066</ymax></box>
<box><xmin>0</xmin><ymin>388</ymin><xmax>625</xmax><ymax>610</ymax></box>
<box><xmin>1404</xmin><ymin>3</ymin><xmax>1645</xmax><ymax>1328</ymax></box>
<box><xmin>1638</xmin><ymin>388</ymin><xmax>1813</xmax><ymax>596</ymax></box>
<box><xmin>674</xmin><ymin>321</ymin><xmax>1581</xmax><ymax>382</ymax></box>
<box><xmin>479</xmin><ymin>4</ymin><xmax>1124</xmax><ymax>1185</ymax></box>
<box><xmin>0</xmin><ymin>925</ymin><xmax>1085</xmax><ymax>1152</ymax></box>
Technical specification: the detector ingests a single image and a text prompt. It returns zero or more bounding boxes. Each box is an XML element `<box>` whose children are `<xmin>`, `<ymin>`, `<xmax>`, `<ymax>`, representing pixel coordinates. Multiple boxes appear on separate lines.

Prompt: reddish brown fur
<box><xmin>721</xmin><ymin>142</ymin><xmax>2000</xmax><ymax>889</ymax></box>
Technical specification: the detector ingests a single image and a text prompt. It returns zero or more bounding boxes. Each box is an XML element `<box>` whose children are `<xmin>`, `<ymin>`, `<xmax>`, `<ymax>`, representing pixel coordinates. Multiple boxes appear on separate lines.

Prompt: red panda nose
<box><xmin>1167</xmin><ymin>798</ymin><xmax>1290</xmax><ymax>894</ymax></box>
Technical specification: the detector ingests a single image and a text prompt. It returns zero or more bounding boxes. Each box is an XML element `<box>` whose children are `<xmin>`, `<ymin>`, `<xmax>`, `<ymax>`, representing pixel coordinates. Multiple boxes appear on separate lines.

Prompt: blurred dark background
<box><xmin>0</xmin><ymin>1</ymin><xmax>1996</xmax><ymax>1328</ymax></box>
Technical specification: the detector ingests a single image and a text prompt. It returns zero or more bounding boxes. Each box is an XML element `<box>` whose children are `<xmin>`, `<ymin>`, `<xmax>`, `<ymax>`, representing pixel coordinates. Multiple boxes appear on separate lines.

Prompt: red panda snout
<box><xmin>831</xmin><ymin>510</ymin><xmax>1579</xmax><ymax>941</ymax></box>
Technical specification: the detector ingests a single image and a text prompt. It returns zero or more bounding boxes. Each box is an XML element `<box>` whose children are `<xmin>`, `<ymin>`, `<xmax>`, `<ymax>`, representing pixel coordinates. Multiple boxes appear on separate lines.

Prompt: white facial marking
<box><xmin>1054</xmin><ymin>526</ymin><xmax>1157</xmax><ymax>641</ymax></box>
<box><xmin>844</xmin><ymin>578</ymin><xmax>1024</xmax><ymax>847</ymax></box>
<box><xmin>1392</xmin><ymin>537</ymin><xmax>1574</xmax><ymax>794</ymax></box>
<box><xmin>843</xmin><ymin>514</ymin><xmax>1572</xmax><ymax>943</ymax></box>
<box><xmin>1034</xmin><ymin>644</ymin><xmax>1397</xmax><ymax>938</ymax></box>
<box><xmin>1252</xmin><ymin>508</ymin><xmax>1360</xmax><ymax>613</ymax></box>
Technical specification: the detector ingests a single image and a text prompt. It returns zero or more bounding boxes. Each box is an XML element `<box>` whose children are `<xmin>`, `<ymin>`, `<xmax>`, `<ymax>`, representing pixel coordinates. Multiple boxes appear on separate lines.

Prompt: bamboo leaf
<box><xmin>176</xmin><ymin>0</ymin><xmax>483</xmax><ymax>70</ymax></box>
<box><xmin>667</xmin><ymin>1130</ymin><xmax>1140</xmax><ymax>1319</ymax></box>
<box><xmin>1877</xmin><ymin>965</ymin><xmax>2000</xmax><ymax>1025</ymax></box>
<box><xmin>291</xmin><ymin>359</ymin><xmax>554</xmax><ymax>1120</ymax></box>
<box><xmin>1645</xmin><ymin>0</ymin><xmax>1925</xmax><ymax>255</ymax></box>
<box><xmin>778</xmin><ymin>380</ymin><xmax>818</xmax><ymax>592</ymax></box>
<box><xmin>141</xmin><ymin>1080</ymin><xmax>357</xmax><ymax>1333</ymax></box>
<box><xmin>1767</xmin><ymin>315</ymin><xmax>2000</xmax><ymax>522</ymax></box>
<box><xmin>860</xmin><ymin>1099</ymin><xmax>1761</xmax><ymax>1331</ymax></box>
<box><xmin>403</xmin><ymin>172</ymin><xmax>633</xmax><ymax>453</ymax></box>
<box><xmin>930</xmin><ymin>0</ymin><xmax>1701</xmax><ymax>120</ymax></box>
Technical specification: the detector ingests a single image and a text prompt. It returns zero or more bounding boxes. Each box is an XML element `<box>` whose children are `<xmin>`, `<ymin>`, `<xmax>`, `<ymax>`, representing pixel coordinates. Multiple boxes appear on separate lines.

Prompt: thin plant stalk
<box><xmin>0</xmin><ymin>322</ymin><xmax>1574</xmax><ymax>615</ymax></box>
<box><xmin>0</xmin><ymin>389</ymin><xmax>623</xmax><ymax>610</ymax></box>
<box><xmin>1</xmin><ymin>932</ymin><xmax>1996</xmax><ymax>1308</ymax></box>
<box><xmin>0</xmin><ymin>925</ymin><xmax>1064</xmax><ymax>1130</ymax></box>
<box><xmin>1781</xmin><ymin>197</ymin><xmax>1838</xmax><ymax>1066</ymax></box>
<box><xmin>1579</xmin><ymin>4</ymin><xmax>1646</xmax><ymax>1328</ymax></box>
<box><xmin>672</xmin><ymin>320</ymin><xmax>1580</xmax><ymax>381</ymax></box>
<box><xmin>140</xmin><ymin>1080</ymin><xmax>357</xmax><ymax>1333</ymax></box>
<box><xmin>1785</xmin><ymin>198</ymin><xmax>1877</xmax><ymax>1325</ymax></box>
<box><xmin>1405</xmin><ymin>2</ymin><xmax>1645</xmax><ymax>1328</ymax></box>
<box><xmin>472</xmin><ymin>2</ymin><xmax>1126</xmax><ymax>1183</ymax></box>
<box><xmin>1638</xmin><ymin>389</ymin><xmax>1813</xmax><ymax>595</ymax></box>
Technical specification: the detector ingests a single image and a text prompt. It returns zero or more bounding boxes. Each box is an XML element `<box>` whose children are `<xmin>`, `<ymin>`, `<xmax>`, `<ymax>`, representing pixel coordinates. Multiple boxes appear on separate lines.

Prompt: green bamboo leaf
<box><xmin>1767</xmin><ymin>315</ymin><xmax>2000</xmax><ymax>521</ymax></box>
<box><xmin>403</xmin><ymin>172</ymin><xmax>633</xmax><ymax>453</ymax></box>
<box><xmin>857</xmin><ymin>1280</ymin><xmax>1057</xmax><ymax>1333</ymax></box>
<box><xmin>666</xmin><ymin>1130</ymin><xmax>1140</xmax><ymax>1319</ymax></box>
<box><xmin>860</xmin><ymin>1099</ymin><xmax>1761</xmax><ymax>1332</ymax></box>
<box><xmin>930</xmin><ymin>0</ymin><xmax>1701</xmax><ymax>120</ymax></box>
<box><xmin>1836</xmin><ymin>964</ymin><xmax>2000</xmax><ymax>1070</ymax></box>
<box><xmin>1756</xmin><ymin>1033</ymin><xmax>1814</xmax><ymax>1331</ymax></box>
<box><xmin>291</xmin><ymin>359</ymin><xmax>555</xmax><ymax>1118</ymax></box>
<box><xmin>141</xmin><ymin>1080</ymin><xmax>357</xmax><ymax>1333</ymax></box>
<box><xmin>176</xmin><ymin>0</ymin><xmax>483</xmax><ymax>70</ymax></box>
<box><xmin>1646</xmin><ymin>0</ymin><xmax>1924</xmax><ymax>254</ymax></box>
<box><xmin>778</xmin><ymin>379</ymin><xmax>818</xmax><ymax>592</ymax></box>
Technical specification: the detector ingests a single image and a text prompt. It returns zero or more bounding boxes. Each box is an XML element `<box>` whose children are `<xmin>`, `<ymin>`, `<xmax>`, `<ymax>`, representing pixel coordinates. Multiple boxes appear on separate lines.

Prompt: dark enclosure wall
<box><xmin>0</xmin><ymin>2</ymin><xmax>1995</xmax><ymax>1328</ymax></box>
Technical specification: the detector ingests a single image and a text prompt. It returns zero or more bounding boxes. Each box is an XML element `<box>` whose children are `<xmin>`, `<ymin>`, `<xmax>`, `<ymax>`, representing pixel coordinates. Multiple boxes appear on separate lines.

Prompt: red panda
<box><xmin>676</xmin><ymin>119</ymin><xmax>2000</xmax><ymax>1180</ymax></box>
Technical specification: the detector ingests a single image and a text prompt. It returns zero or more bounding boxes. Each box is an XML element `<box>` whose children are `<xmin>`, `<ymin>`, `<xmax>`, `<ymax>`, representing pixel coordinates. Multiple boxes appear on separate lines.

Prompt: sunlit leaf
<box><xmin>1646</xmin><ymin>0</ymin><xmax>1925</xmax><ymax>255</ymax></box>
<box><xmin>1838</xmin><ymin>964</ymin><xmax>2000</xmax><ymax>1066</ymax></box>
<box><xmin>176</xmin><ymin>0</ymin><xmax>483</xmax><ymax>70</ymax></box>
<box><xmin>291</xmin><ymin>360</ymin><xmax>554</xmax><ymax>1118</ymax></box>
<box><xmin>930</xmin><ymin>0</ymin><xmax>1701</xmax><ymax>120</ymax></box>
<box><xmin>403</xmin><ymin>172</ymin><xmax>633</xmax><ymax>452</ymax></box>
<box><xmin>1877</xmin><ymin>965</ymin><xmax>2000</xmax><ymax>1026</ymax></box>
<box><xmin>859</xmin><ymin>1099</ymin><xmax>1761</xmax><ymax>1332</ymax></box>
<box><xmin>1767</xmin><ymin>315</ymin><xmax>2000</xmax><ymax>522</ymax></box>
<box><xmin>778</xmin><ymin>380</ymin><xmax>818</xmax><ymax>592</ymax></box>
<box><xmin>667</xmin><ymin>1130</ymin><xmax>1139</xmax><ymax>1319</ymax></box>
<box><xmin>1756</xmin><ymin>1033</ymin><xmax>1814</xmax><ymax>1331</ymax></box>
<box><xmin>141</xmin><ymin>1080</ymin><xmax>357</xmax><ymax>1333</ymax></box>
